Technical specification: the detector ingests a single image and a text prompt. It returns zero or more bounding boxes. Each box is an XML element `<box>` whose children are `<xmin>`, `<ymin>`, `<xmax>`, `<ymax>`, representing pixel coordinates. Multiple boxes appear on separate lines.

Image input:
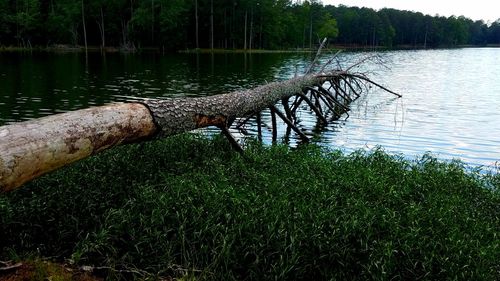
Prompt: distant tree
<box><xmin>91</xmin><ymin>0</ymin><xmax>107</xmax><ymax>48</ymax></box>
<box><xmin>333</xmin><ymin>5</ymin><xmax>361</xmax><ymax>45</ymax></box>
<box><xmin>14</xmin><ymin>0</ymin><xmax>41</xmax><ymax>47</ymax></box>
<box><xmin>0</xmin><ymin>0</ymin><xmax>13</xmax><ymax>44</ymax></box>
<box><xmin>47</xmin><ymin>0</ymin><xmax>81</xmax><ymax>46</ymax></box>
<box><xmin>156</xmin><ymin>0</ymin><xmax>189</xmax><ymax>49</ymax></box>
<box><xmin>469</xmin><ymin>20</ymin><xmax>487</xmax><ymax>45</ymax></box>
<box><xmin>317</xmin><ymin>14</ymin><xmax>338</xmax><ymax>42</ymax></box>
<box><xmin>0</xmin><ymin>0</ymin><xmax>497</xmax><ymax>50</ymax></box>
<box><xmin>444</xmin><ymin>16</ymin><xmax>470</xmax><ymax>45</ymax></box>
<box><xmin>129</xmin><ymin>1</ymin><xmax>151</xmax><ymax>46</ymax></box>
<box><xmin>487</xmin><ymin>20</ymin><xmax>500</xmax><ymax>44</ymax></box>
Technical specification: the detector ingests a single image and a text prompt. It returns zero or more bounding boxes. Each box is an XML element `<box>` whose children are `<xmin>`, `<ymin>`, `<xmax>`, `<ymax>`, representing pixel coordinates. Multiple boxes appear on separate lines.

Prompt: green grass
<box><xmin>1</xmin><ymin>134</ymin><xmax>499</xmax><ymax>280</ymax></box>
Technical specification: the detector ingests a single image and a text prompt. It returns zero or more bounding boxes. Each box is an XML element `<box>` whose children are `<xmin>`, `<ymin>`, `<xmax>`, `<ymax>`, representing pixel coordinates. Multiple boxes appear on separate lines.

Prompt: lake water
<box><xmin>1</xmin><ymin>48</ymin><xmax>499</xmax><ymax>168</ymax></box>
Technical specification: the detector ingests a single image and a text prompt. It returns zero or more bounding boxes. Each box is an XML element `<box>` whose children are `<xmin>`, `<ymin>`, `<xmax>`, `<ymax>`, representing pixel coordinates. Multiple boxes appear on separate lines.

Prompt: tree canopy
<box><xmin>0</xmin><ymin>0</ymin><xmax>499</xmax><ymax>50</ymax></box>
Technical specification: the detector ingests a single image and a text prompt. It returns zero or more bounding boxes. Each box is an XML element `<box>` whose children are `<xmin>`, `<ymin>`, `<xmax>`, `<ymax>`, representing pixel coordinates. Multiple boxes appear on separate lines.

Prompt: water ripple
<box><xmin>1</xmin><ymin>50</ymin><xmax>499</xmax><ymax>168</ymax></box>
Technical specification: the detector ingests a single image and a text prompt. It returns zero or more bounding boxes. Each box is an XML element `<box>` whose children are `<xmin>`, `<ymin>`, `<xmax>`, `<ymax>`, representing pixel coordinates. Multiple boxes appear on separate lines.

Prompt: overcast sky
<box><xmin>322</xmin><ymin>0</ymin><xmax>499</xmax><ymax>23</ymax></box>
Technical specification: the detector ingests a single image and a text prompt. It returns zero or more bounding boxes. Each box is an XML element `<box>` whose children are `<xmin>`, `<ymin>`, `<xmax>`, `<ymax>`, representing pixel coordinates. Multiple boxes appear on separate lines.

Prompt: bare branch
<box><xmin>270</xmin><ymin>105</ymin><xmax>309</xmax><ymax>142</ymax></box>
<box><xmin>319</xmin><ymin>50</ymin><xmax>342</xmax><ymax>73</ymax></box>
<box><xmin>305</xmin><ymin>37</ymin><xmax>328</xmax><ymax>74</ymax></box>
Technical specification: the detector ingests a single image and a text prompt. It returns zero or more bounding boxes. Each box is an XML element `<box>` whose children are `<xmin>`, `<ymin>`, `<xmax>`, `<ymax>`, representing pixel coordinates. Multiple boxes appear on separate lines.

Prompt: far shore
<box><xmin>1</xmin><ymin>44</ymin><xmax>499</xmax><ymax>54</ymax></box>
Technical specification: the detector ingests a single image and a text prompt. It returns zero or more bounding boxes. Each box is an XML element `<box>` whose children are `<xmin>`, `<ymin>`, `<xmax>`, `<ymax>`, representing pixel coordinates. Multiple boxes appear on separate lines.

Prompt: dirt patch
<box><xmin>0</xmin><ymin>261</ymin><xmax>102</xmax><ymax>281</ymax></box>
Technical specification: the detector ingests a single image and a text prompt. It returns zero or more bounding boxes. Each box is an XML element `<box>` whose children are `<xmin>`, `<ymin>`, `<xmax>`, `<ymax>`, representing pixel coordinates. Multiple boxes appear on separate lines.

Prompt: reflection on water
<box><xmin>316</xmin><ymin>48</ymin><xmax>500</xmax><ymax>168</ymax></box>
<box><xmin>1</xmin><ymin>49</ymin><xmax>499</xmax><ymax>168</ymax></box>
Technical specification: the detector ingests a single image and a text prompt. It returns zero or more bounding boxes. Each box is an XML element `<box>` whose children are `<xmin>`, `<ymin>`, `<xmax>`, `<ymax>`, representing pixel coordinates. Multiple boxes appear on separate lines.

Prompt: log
<box><xmin>0</xmin><ymin>103</ymin><xmax>156</xmax><ymax>192</ymax></box>
<box><xmin>0</xmin><ymin>70</ymin><xmax>399</xmax><ymax>192</ymax></box>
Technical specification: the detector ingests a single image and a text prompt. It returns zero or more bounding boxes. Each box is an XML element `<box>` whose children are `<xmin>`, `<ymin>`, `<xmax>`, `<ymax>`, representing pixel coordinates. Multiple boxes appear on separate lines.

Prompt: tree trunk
<box><xmin>81</xmin><ymin>0</ymin><xmax>87</xmax><ymax>52</ymax></box>
<box><xmin>121</xmin><ymin>19</ymin><xmax>127</xmax><ymax>47</ymax></box>
<box><xmin>249</xmin><ymin>5</ymin><xmax>253</xmax><ymax>50</ymax></box>
<box><xmin>0</xmin><ymin>103</ymin><xmax>156</xmax><ymax>192</ymax></box>
<box><xmin>99</xmin><ymin>6</ymin><xmax>105</xmax><ymax>48</ymax></box>
<box><xmin>195</xmin><ymin>0</ymin><xmax>199</xmax><ymax>49</ymax></box>
<box><xmin>0</xmin><ymin>74</ymin><xmax>319</xmax><ymax>192</ymax></box>
<box><xmin>259</xmin><ymin>16</ymin><xmax>262</xmax><ymax>49</ymax></box>
<box><xmin>151</xmin><ymin>0</ymin><xmax>154</xmax><ymax>44</ymax></box>
<box><xmin>210</xmin><ymin>0</ymin><xmax>214</xmax><ymax>50</ymax></box>
<box><xmin>309</xmin><ymin>14</ymin><xmax>313</xmax><ymax>49</ymax></box>
<box><xmin>244</xmin><ymin>10</ymin><xmax>247</xmax><ymax>50</ymax></box>
<box><xmin>0</xmin><ymin>70</ymin><xmax>400</xmax><ymax>192</ymax></box>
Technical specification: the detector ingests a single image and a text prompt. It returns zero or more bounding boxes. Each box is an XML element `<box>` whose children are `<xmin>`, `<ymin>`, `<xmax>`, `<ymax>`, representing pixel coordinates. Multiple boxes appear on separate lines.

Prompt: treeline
<box><xmin>0</xmin><ymin>0</ymin><xmax>499</xmax><ymax>50</ymax></box>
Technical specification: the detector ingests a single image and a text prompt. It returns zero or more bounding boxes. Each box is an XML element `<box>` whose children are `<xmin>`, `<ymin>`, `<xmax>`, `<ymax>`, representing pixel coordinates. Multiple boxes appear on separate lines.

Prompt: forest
<box><xmin>0</xmin><ymin>0</ymin><xmax>499</xmax><ymax>51</ymax></box>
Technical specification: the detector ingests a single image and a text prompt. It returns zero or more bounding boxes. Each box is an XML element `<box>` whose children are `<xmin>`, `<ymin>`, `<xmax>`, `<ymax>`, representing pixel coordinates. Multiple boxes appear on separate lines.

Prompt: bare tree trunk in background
<box><xmin>151</xmin><ymin>0</ymin><xmax>154</xmax><ymax>44</ymax></box>
<box><xmin>224</xmin><ymin>8</ymin><xmax>227</xmax><ymax>48</ymax></box>
<box><xmin>81</xmin><ymin>0</ymin><xmax>88</xmax><ymax>52</ymax></box>
<box><xmin>231</xmin><ymin>0</ymin><xmax>236</xmax><ymax>49</ymax></box>
<box><xmin>303</xmin><ymin>25</ymin><xmax>306</xmax><ymax>49</ymax></box>
<box><xmin>121</xmin><ymin>20</ymin><xmax>127</xmax><ymax>46</ymax></box>
<box><xmin>424</xmin><ymin>27</ymin><xmax>428</xmax><ymax>49</ymax></box>
<box><xmin>210</xmin><ymin>0</ymin><xmax>214</xmax><ymax>49</ymax></box>
<box><xmin>259</xmin><ymin>13</ymin><xmax>262</xmax><ymax>49</ymax></box>
<box><xmin>97</xmin><ymin>6</ymin><xmax>105</xmax><ymax>49</ymax></box>
<box><xmin>195</xmin><ymin>0</ymin><xmax>199</xmax><ymax>49</ymax></box>
<box><xmin>309</xmin><ymin>14</ymin><xmax>313</xmax><ymax>49</ymax></box>
<box><xmin>249</xmin><ymin>5</ymin><xmax>253</xmax><ymax>50</ymax></box>
<box><xmin>15</xmin><ymin>0</ymin><xmax>19</xmax><ymax>46</ymax></box>
<box><xmin>244</xmin><ymin>10</ymin><xmax>248</xmax><ymax>50</ymax></box>
<box><xmin>70</xmin><ymin>24</ymin><xmax>78</xmax><ymax>46</ymax></box>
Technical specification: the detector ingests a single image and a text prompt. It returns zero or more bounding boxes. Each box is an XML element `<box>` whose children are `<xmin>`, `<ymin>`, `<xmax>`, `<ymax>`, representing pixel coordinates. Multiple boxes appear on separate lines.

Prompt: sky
<box><xmin>322</xmin><ymin>0</ymin><xmax>499</xmax><ymax>23</ymax></box>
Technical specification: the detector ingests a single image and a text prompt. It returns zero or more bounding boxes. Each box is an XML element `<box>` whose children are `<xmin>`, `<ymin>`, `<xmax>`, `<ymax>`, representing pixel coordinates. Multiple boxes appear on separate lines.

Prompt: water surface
<box><xmin>1</xmin><ymin>49</ymin><xmax>499</xmax><ymax>168</ymax></box>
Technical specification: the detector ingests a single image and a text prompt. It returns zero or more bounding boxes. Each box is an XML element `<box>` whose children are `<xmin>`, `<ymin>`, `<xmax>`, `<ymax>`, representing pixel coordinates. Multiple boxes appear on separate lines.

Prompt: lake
<box><xmin>1</xmin><ymin>48</ymin><xmax>499</xmax><ymax>168</ymax></box>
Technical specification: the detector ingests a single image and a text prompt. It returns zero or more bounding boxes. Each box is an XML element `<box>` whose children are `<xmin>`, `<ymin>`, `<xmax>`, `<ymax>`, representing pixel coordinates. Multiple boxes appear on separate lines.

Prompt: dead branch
<box><xmin>347</xmin><ymin>73</ymin><xmax>402</xmax><ymax>97</ymax></box>
<box><xmin>0</xmin><ymin>261</ymin><xmax>23</xmax><ymax>272</ymax></box>
<box><xmin>270</xmin><ymin>105</ymin><xmax>309</xmax><ymax>142</ymax></box>
<box><xmin>319</xmin><ymin>50</ymin><xmax>342</xmax><ymax>73</ymax></box>
<box><xmin>296</xmin><ymin>92</ymin><xmax>329</xmax><ymax>124</ymax></box>
<box><xmin>305</xmin><ymin>37</ymin><xmax>328</xmax><ymax>74</ymax></box>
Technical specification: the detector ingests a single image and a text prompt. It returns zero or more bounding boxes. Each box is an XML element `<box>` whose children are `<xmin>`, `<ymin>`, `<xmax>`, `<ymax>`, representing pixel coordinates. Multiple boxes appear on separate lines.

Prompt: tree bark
<box><xmin>141</xmin><ymin>74</ymin><xmax>321</xmax><ymax>136</ymax></box>
<box><xmin>0</xmin><ymin>103</ymin><xmax>156</xmax><ymax>192</ymax></box>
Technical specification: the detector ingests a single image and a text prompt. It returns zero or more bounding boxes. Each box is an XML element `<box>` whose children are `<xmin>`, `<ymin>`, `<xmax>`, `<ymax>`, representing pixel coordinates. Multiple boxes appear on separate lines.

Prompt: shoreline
<box><xmin>1</xmin><ymin>44</ymin><xmax>499</xmax><ymax>54</ymax></box>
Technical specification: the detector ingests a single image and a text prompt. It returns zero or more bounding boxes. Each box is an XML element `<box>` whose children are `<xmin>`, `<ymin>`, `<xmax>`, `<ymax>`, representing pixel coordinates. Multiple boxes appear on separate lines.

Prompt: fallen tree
<box><xmin>0</xmin><ymin>52</ymin><xmax>400</xmax><ymax>192</ymax></box>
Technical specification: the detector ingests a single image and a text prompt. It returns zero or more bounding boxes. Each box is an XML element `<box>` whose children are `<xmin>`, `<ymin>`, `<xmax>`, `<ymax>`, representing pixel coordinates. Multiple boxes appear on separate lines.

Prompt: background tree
<box><xmin>487</xmin><ymin>19</ymin><xmax>500</xmax><ymax>44</ymax></box>
<box><xmin>0</xmin><ymin>0</ymin><xmax>13</xmax><ymax>45</ymax></box>
<box><xmin>156</xmin><ymin>0</ymin><xmax>189</xmax><ymax>50</ymax></box>
<box><xmin>14</xmin><ymin>0</ymin><xmax>41</xmax><ymax>47</ymax></box>
<box><xmin>0</xmin><ymin>0</ymin><xmax>498</xmax><ymax>50</ymax></box>
<box><xmin>317</xmin><ymin>14</ymin><xmax>338</xmax><ymax>43</ymax></box>
<box><xmin>46</xmin><ymin>0</ymin><xmax>81</xmax><ymax>46</ymax></box>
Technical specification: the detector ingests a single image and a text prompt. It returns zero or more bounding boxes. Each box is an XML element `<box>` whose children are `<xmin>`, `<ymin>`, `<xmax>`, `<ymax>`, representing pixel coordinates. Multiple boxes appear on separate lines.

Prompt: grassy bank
<box><xmin>1</xmin><ymin>135</ymin><xmax>498</xmax><ymax>280</ymax></box>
